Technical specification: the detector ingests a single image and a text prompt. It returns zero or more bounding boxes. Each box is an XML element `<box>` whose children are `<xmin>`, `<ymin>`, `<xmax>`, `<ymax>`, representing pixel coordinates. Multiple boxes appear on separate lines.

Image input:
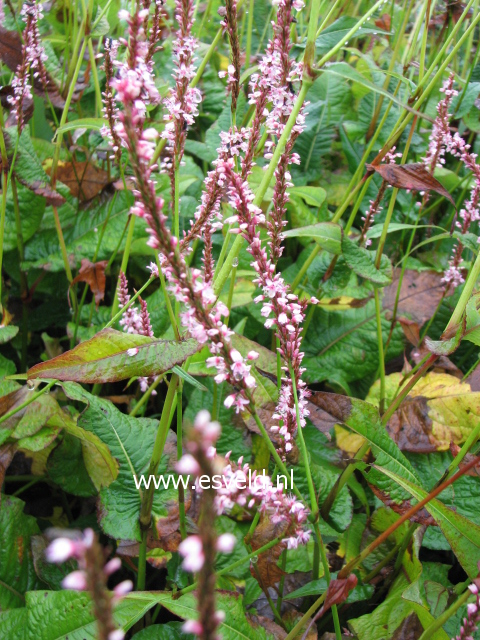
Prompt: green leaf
<box><xmin>0</xmin><ymin>325</ymin><xmax>19</xmax><ymax>344</ymax></box>
<box><xmin>285</xmin><ymin>577</ymin><xmax>373</xmax><ymax>602</ymax></box>
<box><xmin>3</xmin><ymin>182</ymin><xmax>46</xmax><ymax>253</ymax></box>
<box><xmin>375</xmin><ymin>465</ymin><xmax>480</xmax><ymax>579</ymax></box>
<box><xmin>303</xmin><ymin>301</ymin><xmax>404</xmax><ymax>388</ymax></box>
<box><xmin>0</xmin><ymin>496</ymin><xmax>42</xmax><ymax>609</ymax></box>
<box><xmin>342</xmin><ymin>237</ymin><xmax>393</xmax><ymax>286</ymax></box>
<box><xmin>28</xmin><ymin>328</ymin><xmax>199</xmax><ymax>383</ymax></box>
<box><xmin>47</xmin><ymin>434</ymin><xmax>97</xmax><ymax>496</ymax></box>
<box><xmin>131</xmin><ymin>624</ymin><xmax>184</xmax><ymax>639</ymax></box>
<box><xmin>4</xmin><ymin>127</ymin><xmax>64</xmax><ymax>206</ymax></box>
<box><xmin>60</xmin><ymin>383</ymin><xmax>178</xmax><ymax>541</ymax></box>
<box><xmin>288</xmin><ymin>185</ymin><xmax>327</xmax><ymax>207</ymax></box>
<box><xmin>308</xmin><ymin>392</ymin><xmax>421</xmax><ymax>503</ymax></box>
<box><xmin>149</xmin><ymin>591</ymin><xmax>272</xmax><ymax>639</ymax></box>
<box><xmin>283</xmin><ymin>222</ymin><xmax>342</xmax><ymax>254</ymax></box>
<box><xmin>366</xmin><ymin>223</ymin><xmax>443</xmax><ymax>239</ymax></box>
<box><xmin>55</xmin><ymin>117</ymin><xmax>107</xmax><ymax>137</ymax></box>
<box><xmin>313</xmin><ymin>16</ymin><xmax>390</xmax><ymax>54</ymax></box>
<box><xmin>2</xmin><ymin>590</ymin><xmax>161</xmax><ymax>640</ymax></box>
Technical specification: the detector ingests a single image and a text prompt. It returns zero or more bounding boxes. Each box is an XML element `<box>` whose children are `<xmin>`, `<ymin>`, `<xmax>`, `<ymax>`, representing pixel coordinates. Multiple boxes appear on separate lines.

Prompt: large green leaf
<box><xmin>308</xmin><ymin>392</ymin><xmax>421</xmax><ymax>503</ymax></box>
<box><xmin>0</xmin><ymin>496</ymin><xmax>42</xmax><ymax>609</ymax></box>
<box><xmin>283</xmin><ymin>222</ymin><xmax>342</xmax><ymax>254</ymax></box>
<box><xmin>28</xmin><ymin>328</ymin><xmax>199</xmax><ymax>383</ymax></box>
<box><xmin>313</xmin><ymin>16</ymin><xmax>390</xmax><ymax>54</ymax></box>
<box><xmin>3</xmin><ymin>182</ymin><xmax>46</xmax><ymax>253</ymax></box>
<box><xmin>0</xmin><ymin>590</ymin><xmax>161</xmax><ymax>640</ymax></box>
<box><xmin>376</xmin><ymin>465</ymin><xmax>480</xmax><ymax>579</ymax></box>
<box><xmin>60</xmin><ymin>382</ymin><xmax>178</xmax><ymax>541</ymax></box>
<box><xmin>342</xmin><ymin>237</ymin><xmax>393</xmax><ymax>286</ymax></box>
<box><xmin>302</xmin><ymin>301</ymin><xmax>404</xmax><ymax>388</ymax></box>
<box><xmin>149</xmin><ymin>591</ymin><xmax>272</xmax><ymax>640</ymax></box>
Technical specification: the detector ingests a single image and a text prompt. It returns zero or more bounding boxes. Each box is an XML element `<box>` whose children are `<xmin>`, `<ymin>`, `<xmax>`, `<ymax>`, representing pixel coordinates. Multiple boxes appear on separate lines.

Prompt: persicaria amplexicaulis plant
<box><xmin>4</xmin><ymin>1</ymin><xmax>480</xmax><ymax>639</ymax></box>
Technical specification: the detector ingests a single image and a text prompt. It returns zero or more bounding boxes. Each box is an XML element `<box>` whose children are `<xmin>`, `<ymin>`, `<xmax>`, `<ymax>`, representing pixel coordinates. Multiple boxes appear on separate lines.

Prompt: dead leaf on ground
<box><xmin>70</xmin><ymin>259</ymin><xmax>108</xmax><ymax>307</ymax></box>
<box><xmin>248</xmin><ymin>616</ymin><xmax>288</xmax><ymax>640</ymax></box>
<box><xmin>367</xmin><ymin>163</ymin><xmax>455</xmax><ymax>207</ymax></box>
<box><xmin>0</xmin><ymin>444</ymin><xmax>15</xmax><ymax>503</ymax></box>
<box><xmin>250</xmin><ymin>516</ymin><xmax>289</xmax><ymax>589</ymax></box>
<box><xmin>367</xmin><ymin>372</ymin><xmax>480</xmax><ymax>453</ymax></box>
<box><xmin>0</xmin><ymin>26</ymin><xmax>65</xmax><ymax>108</ymax></box>
<box><xmin>383</xmin><ymin>270</ymin><xmax>445</xmax><ymax>326</ymax></box>
<box><xmin>48</xmin><ymin>160</ymin><xmax>111</xmax><ymax>201</ymax></box>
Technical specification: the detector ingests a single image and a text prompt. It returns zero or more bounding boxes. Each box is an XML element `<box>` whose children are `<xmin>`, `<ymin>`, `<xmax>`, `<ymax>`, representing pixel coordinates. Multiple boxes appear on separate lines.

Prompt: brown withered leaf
<box><xmin>375</xmin><ymin>13</ymin><xmax>391</xmax><ymax>31</ymax></box>
<box><xmin>370</xmin><ymin>486</ymin><xmax>436</xmax><ymax>525</ymax></box>
<box><xmin>50</xmin><ymin>160</ymin><xmax>111</xmax><ymax>201</ymax></box>
<box><xmin>366</xmin><ymin>163</ymin><xmax>456</xmax><ymax>207</ymax></box>
<box><xmin>306</xmin><ymin>574</ymin><xmax>358</xmax><ymax>634</ymax></box>
<box><xmin>398</xmin><ymin>317</ymin><xmax>421</xmax><ymax>347</ymax></box>
<box><xmin>250</xmin><ymin>516</ymin><xmax>289</xmax><ymax>589</ymax></box>
<box><xmin>248</xmin><ymin>616</ymin><xmax>288</xmax><ymax>640</ymax></box>
<box><xmin>0</xmin><ymin>444</ymin><xmax>15</xmax><ymax>504</ymax></box>
<box><xmin>386</xmin><ymin>396</ymin><xmax>438</xmax><ymax>453</ymax></box>
<box><xmin>70</xmin><ymin>259</ymin><xmax>108</xmax><ymax>307</ymax></box>
<box><xmin>0</xmin><ymin>26</ymin><xmax>65</xmax><ymax>108</ymax></box>
<box><xmin>450</xmin><ymin>443</ymin><xmax>480</xmax><ymax>477</ymax></box>
<box><xmin>391</xmin><ymin>612</ymin><xmax>424</xmax><ymax>640</ymax></box>
<box><xmin>383</xmin><ymin>269</ymin><xmax>446</xmax><ymax>327</ymax></box>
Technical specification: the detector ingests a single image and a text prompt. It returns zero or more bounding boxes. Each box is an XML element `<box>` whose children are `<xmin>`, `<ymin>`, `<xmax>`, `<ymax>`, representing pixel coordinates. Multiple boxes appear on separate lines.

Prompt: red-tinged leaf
<box><xmin>366</xmin><ymin>163</ymin><xmax>456</xmax><ymax>207</ymax></box>
<box><xmin>70</xmin><ymin>259</ymin><xmax>108</xmax><ymax>307</ymax></box>
<box><xmin>323</xmin><ymin>574</ymin><xmax>358</xmax><ymax>612</ymax></box>
<box><xmin>27</xmin><ymin>328</ymin><xmax>200</xmax><ymax>383</ymax></box>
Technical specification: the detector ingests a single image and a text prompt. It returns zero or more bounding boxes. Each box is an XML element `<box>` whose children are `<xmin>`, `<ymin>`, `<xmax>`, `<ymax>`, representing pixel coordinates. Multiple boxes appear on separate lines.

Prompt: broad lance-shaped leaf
<box><xmin>375</xmin><ymin>465</ymin><xmax>480</xmax><ymax>580</ymax></box>
<box><xmin>27</xmin><ymin>328</ymin><xmax>199</xmax><ymax>383</ymax></box>
<box><xmin>342</xmin><ymin>237</ymin><xmax>393</xmax><ymax>286</ymax></box>
<box><xmin>60</xmin><ymin>382</ymin><xmax>177</xmax><ymax>541</ymax></box>
<box><xmin>282</xmin><ymin>222</ymin><xmax>342</xmax><ymax>254</ymax></box>
<box><xmin>308</xmin><ymin>392</ymin><xmax>421</xmax><ymax>503</ymax></box>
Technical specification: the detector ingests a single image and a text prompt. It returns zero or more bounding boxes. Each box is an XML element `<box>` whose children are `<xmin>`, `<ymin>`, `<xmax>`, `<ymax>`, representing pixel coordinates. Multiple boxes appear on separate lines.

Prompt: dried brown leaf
<box><xmin>383</xmin><ymin>269</ymin><xmax>445</xmax><ymax>326</ymax></box>
<box><xmin>49</xmin><ymin>160</ymin><xmax>111</xmax><ymax>201</ymax></box>
<box><xmin>70</xmin><ymin>259</ymin><xmax>108</xmax><ymax>307</ymax></box>
<box><xmin>250</xmin><ymin>516</ymin><xmax>289</xmax><ymax>589</ymax></box>
<box><xmin>367</xmin><ymin>163</ymin><xmax>455</xmax><ymax>207</ymax></box>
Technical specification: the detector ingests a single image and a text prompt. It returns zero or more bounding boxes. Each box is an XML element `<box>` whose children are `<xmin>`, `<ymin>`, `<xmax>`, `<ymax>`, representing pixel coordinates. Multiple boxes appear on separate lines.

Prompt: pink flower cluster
<box><xmin>422</xmin><ymin>75</ymin><xmax>480</xmax><ymax>286</ymax></box>
<box><xmin>454</xmin><ymin>573</ymin><xmax>480</xmax><ymax>640</ymax></box>
<box><xmin>9</xmin><ymin>2</ymin><xmax>49</xmax><ymax>130</ymax></box>
<box><xmin>423</xmin><ymin>74</ymin><xmax>458</xmax><ymax>172</ymax></box>
<box><xmin>221</xmin><ymin>160</ymin><xmax>310</xmax><ymax>457</ymax></box>
<box><xmin>46</xmin><ymin>529</ymin><xmax>132</xmax><ymax>640</ymax></box>
<box><xmin>117</xmin><ymin>273</ymin><xmax>156</xmax><ymax>394</ymax></box>
<box><xmin>161</xmin><ymin>0</ymin><xmax>202</xmax><ymax>172</ymax></box>
<box><xmin>215</xmin><ymin>452</ymin><xmax>310</xmax><ymax>550</ymax></box>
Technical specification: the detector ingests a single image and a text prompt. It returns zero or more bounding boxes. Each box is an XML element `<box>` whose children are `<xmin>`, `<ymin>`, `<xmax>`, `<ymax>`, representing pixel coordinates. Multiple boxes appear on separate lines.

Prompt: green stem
<box><xmin>244</xmin><ymin>0</ymin><xmax>254</xmax><ymax>69</ymax></box>
<box><xmin>374</xmin><ymin>289</ymin><xmax>386</xmax><ymax>414</ymax></box>
<box><xmin>112</xmin><ymin>215</ymin><xmax>136</xmax><ymax>316</ymax></box>
<box><xmin>105</xmin><ymin>276</ymin><xmax>154</xmax><ymax>330</ymax></box>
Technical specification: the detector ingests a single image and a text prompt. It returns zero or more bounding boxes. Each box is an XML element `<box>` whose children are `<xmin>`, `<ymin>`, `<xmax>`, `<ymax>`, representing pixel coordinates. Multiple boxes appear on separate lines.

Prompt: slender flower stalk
<box><xmin>9</xmin><ymin>2</ymin><xmax>49</xmax><ymax>132</ymax></box>
<box><xmin>176</xmin><ymin>411</ymin><xmax>235</xmax><ymax>639</ymax></box>
<box><xmin>221</xmin><ymin>160</ymin><xmax>310</xmax><ymax>458</ymax></box>
<box><xmin>46</xmin><ymin>529</ymin><xmax>132</xmax><ymax>640</ymax></box>
<box><xmin>161</xmin><ymin>0</ymin><xmax>202</xmax><ymax>184</ymax></box>
<box><xmin>102</xmin><ymin>39</ymin><xmax>122</xmax><ymax>163</ymax></box>
<box><xmin>219</xmin><ymin>0</ymin><xmax>241</xmax><ymax>112</ymax></box>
